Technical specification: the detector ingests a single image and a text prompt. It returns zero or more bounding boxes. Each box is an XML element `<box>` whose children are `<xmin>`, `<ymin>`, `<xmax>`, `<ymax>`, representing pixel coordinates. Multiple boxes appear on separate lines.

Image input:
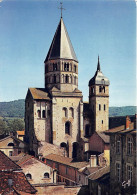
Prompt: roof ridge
<box><xmin>87</xmin><ymin>165</ymin><xmax>109</xmax><ymax>178</ymax></box>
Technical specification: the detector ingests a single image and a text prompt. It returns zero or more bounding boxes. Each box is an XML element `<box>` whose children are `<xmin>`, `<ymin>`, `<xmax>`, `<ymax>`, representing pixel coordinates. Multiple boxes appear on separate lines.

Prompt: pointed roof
<box><xmin>45</xmin><ymin>17</ymin><xmax>78</xmax><ymax>62</ymax></box>
<box><xmin>89</xmin><ymin>57</ymin><xmax>109</xmax><ymax>86</ymax></box>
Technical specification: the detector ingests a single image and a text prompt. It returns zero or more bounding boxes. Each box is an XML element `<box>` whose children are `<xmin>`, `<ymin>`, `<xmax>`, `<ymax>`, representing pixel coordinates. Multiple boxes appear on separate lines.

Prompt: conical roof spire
<box><xmin>45</xmin><ymin>17</ymin><xmax>78</xmax><ymax>62</ymax></box>
<box><xmin>97</xmin><ymin>55</ymin><xmax>101</xmax><ymax>71</ymax></box>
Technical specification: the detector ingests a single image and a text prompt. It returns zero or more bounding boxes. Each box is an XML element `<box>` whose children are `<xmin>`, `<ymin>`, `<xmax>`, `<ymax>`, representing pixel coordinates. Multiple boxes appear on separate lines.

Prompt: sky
<box><xmin>0</xmin><ymin>0</ymin><xmax>136</xmax><ymax>106</ymax></box>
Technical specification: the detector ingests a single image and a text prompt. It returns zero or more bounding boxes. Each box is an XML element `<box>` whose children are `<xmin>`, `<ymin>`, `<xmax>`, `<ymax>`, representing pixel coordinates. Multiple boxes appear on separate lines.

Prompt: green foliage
<box><xmin>0</xmin><ymin>99</ymin><xmax>25</xmax><ymax>118</ymax></box>
<box><xmin>0</xmin><ymin>118</ymin><xmax>25</xmax><ymax>135</ymax></box>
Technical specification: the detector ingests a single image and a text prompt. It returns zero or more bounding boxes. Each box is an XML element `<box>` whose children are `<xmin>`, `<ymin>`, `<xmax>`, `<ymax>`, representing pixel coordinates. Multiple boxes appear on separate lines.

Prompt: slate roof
<box><xmin>89</xmin><ymin>57</ymin><xmax>109</xmax><ymax>86</ymax></box>
<box><xmin>0</xmin><ymin>150</ymin><xmax>21</xmax><ymax>171</ymax></box>
<box><xmin>45</xmin><ymin>153</ymin><xmax>89</xmax><ymax>169</ymax></box>
<box><xmin>88</xmin><ymin>166</ymin><xmax>110</xmax><ymax>180</ymax></box>
<box><xmin>29</xmin><ymin>88</ymin><xmax>51</xmax><ymax>100</ymax></box>
<box><xmin>45</xmin><ymin>17</ymin><xmax>78</xmax><ymax>62</ymax></box>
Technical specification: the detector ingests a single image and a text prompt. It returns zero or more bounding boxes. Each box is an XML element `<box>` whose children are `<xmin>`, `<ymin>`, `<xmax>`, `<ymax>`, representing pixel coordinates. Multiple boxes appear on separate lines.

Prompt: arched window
<box><xmin>37</xmin><ymin>110</ymin><xmax>41</xmax><ymax>118</ymax></box>
<box><xmin>99</xmin><ymin>86</ymin><xmax>102</xmax><ymax>93</ymax></box>
<box><xmin>8</xmin><ymin>143</ymin><xmax>14</xmax><ymax>147</ymax></box>
<box><xmin>74</xmin><ymin>65</ymin><xmax>77</xmax><ymax>73</ymax></box>
<box><xmin>64</xmin><ymin>63</ymin><xmax>69</xmax><ymax>71</ymax></box>
<box><xmin>53</xmin><ymin>63</ymin><xmax>57</xmax><ymax>71</ymax></box>
<box><xmin>99</xmin><ymin>104</ymin><xmax>101</xmax><ymax>111</ymax></box>
<box><xmin>65</xmin><ymin>122</ymin><xmax>70</xmax><ymax>135</ymax></box>
<box><xmin>103</xmin><ymin>86</ymin><xmax>105</xmax><ymax>93</ymax></box>
<box><xmin>26</xmin><ymin>173</ymin><xmax>32</xmax><ymax>180</ymax></box>
<box><xmin>53</xmin><ymin>74</ymin><xmax>56</xmax><ymax>83</ymax></box>
<box><xmin>42</xmin><ymin>110</ymin><xmax>46</xmax><ymax>118</ymax></box>
<box><xmin>44</xmin><ymin>172</ymin><xmax>49</xmax><ymax>178</ymax></box>
<box><xmin>63</xmin><ymin>107</ymin><xmax>67</xmax><ymax>117</ymax></box>
<box><xmin>69</xmin><ymin>107</ymin><xmax>74</xmax><ymax>118</ymax></box>
<box><xmin>74</xmin><ymin>76</ymin><xmax>76</xmax><ymax>85</ymax></box>
<box><xmin>65</xmin><ymin>75</ymin><xmax>69</xmax><ymax>83</ymax></box>
<box><xmin>85</xmin><ymin>124</ymin><xmax>90</xmax><ymax>137</ymax></box>
<box><xmin>104</xmin><ymin>104</ymin><xmax>106</xmax><ymax>111</ymax></box>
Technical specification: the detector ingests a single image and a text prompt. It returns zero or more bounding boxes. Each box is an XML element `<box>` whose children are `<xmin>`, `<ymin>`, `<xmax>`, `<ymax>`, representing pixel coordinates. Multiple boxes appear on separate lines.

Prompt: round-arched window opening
<box><xmin>65</xmin><ymin>122</ymin><xmax>71</xmax><ymax>135</ymax></box>
<box><xmin>26</xmin><ymin>173</ymin><xmax>32</xmax><ymax>180</ymax></box>
<box><xmin>44</xmin><ymin>172</ymin><xmax>49</xmax><ymax>178</ymax></box>
<box><xmin>8</xmin><ymin>143</ymin><xmax>14</xmax><ymax>147</ymax></box>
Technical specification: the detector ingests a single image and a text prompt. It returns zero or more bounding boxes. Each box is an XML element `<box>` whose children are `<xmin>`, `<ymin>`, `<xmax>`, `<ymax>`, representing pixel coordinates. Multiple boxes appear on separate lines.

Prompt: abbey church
<box><xmin>25</xmin><ymin>16</ymin><xmax>110</xmax><ymax>159</ymax></box>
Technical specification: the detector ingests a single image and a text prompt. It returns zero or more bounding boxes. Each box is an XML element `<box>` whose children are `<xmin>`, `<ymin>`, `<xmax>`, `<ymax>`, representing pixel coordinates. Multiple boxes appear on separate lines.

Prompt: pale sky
<box><xmin>0</xmin><ymin>0</ymin><xmax>136</xmax><ymax>106</ymax></box>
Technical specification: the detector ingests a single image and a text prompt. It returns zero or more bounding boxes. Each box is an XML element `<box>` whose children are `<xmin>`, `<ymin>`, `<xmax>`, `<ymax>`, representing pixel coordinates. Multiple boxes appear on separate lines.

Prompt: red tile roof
<box><xmin>0</xmin><ymin>171</ymin><xmax>36</xmax><ymax>194</ymax></box>
<box><xmin>17</xmin><ymin>130</ymin><xmax>25</xmax><ymax>136</ymax></box>
<box><xmin>45</xmin><ymin>153</ymin><xmax>89</xmax><ymax>169</ymax></box>
<box><xmin>29</xmin><ymin>88</ymin><xmax>51</xmax><ymax>100</ymax></box>
<box><xmin>0</xmin><ymin>150</ymin><xmax>21</xmax><ymax>171</ymax></box>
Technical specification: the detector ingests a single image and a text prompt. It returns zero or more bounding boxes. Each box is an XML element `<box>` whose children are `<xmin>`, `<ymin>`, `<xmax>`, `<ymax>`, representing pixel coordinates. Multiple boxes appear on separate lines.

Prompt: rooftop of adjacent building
<box><xmin>44</xmin><ymin>153</ymin><xmax>89</xmax><ymax>169</ymax></box>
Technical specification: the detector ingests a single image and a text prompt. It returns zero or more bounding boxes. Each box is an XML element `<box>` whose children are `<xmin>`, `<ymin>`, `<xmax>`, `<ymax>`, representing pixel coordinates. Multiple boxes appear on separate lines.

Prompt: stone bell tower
<box><xmin>44</xmin><ymin>17</ymin><xmax>78</xmax><ymax>93</ymax></box>
<box><xmin>89</xmin><ymin>56</ymin><xmax>110</xmax><ymax>132</ymax></box>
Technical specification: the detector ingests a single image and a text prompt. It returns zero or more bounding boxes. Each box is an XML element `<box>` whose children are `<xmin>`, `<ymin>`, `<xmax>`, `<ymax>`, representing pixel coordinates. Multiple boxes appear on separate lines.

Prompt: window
<box><xmin>127</xmin><ymin>165</ymin><xmax>132</xmax><ymax>183</ymax></box>
<box><xmin>74</xmin><ymin>76</ymin><xmax>76</xmax><ymax>85</ymax></box>
<box><xmin>64</xmin><ymin>63</ymin><xmax>69</xmax><ymax>71</ymax></box>
<box><xmin>65</xmin><ymin>167</ymin><xmax>68</xmax><ymax>175</ymax></box>
<box><xmin>99</xmin><ymin>104</ymin><xmax>101</xmax><ymax>111</ymax></box>
<box><xmin>116</xmin><ymin>163</ymin><xmax>121</xmax><ymax>182</ymax></box>
<box><xmin>104</xmin><ymin>104</ymin><xmax>106</xmax><ymax>111</ymax></box>
<box><xmin>42</xmin><ymin>110</ymin><xmax>46</xmax><ymax>118</ymax></box>
<box><xmin>8</xmin><ymin>143</ymin><xmax>14</xmax><ymax>147</ymax></box>
<box><xmin>127</xmin><ymin>137</ymin><xmax>133</xmax><ymax>155</ymax></box>
<box><xmin>69</xmin><ymin>107</ymin><xmax>74</xmax><ymax>118</ymax></box>
<box><xmin>116</xmin><ymin>136</ymin><xmax>121</xmax><ymax>154</ymax></box>
<box><xmin>44</xmin><ymin>172</ymin><xmax>49</xmax><ymax>178</ymax></box>
<box><xmin>53</xmin><ymin>63</ymin><xmax>57</xmax><ymax>71</ymax></box>
<box><xmin>26</xmin><ymin>173</ymin><xmax>32</xmax><ymax>180</ymax></box>
<box><xmin>65</xmin><ymin>75</ymin><xmax>69</xmax><ymax>83</ymax></box>
<box><xmin>63</xmin><ymin>107</ymin><xmax>67</xmax><ymax>117</ymax></box>
<box><xmin>92</xmin><ymin>87</ymin><xmax>94</xmax><ymax>94</ymax></box>
<box><xmin>102</xmin><ymin>120</ymin><xmax>103</xmax><ymax>124</ymax></box>
<box><xmin>53</xmin><ymin>74</ymin><xmax>56</xmax><ymax>83</ymax></box>
<box><xmin>37</xmin><ymin>110</ymin><xmax>41</xmax><ymax>118</ymax></box>
<box><xmin>65</xmin><ymin>122</ymin><xmax>70</xmax><ymax>135</ymax></box>
<box><xmin>99</xmin><ymin>86</ymin><xmax>102</xmax><ymax>93</ymax></box>
<box><xmin>74</xmin><ymin>65</ymin><xmax>77</xmax><ymax>72</ymax></box>
<box><xmin>9</xmin><ymin>151</ymin><xmax>13</xmax><ymax>156</ymax></box>
<box><xmin>85</xmin><ymin>124</ymin><xmax>90</xmax><ymax>137</ymax></box>
<box><xmin>103</xmin><ymin>86</ymin><xmax>105</xmax><ymax>93</ymax></box>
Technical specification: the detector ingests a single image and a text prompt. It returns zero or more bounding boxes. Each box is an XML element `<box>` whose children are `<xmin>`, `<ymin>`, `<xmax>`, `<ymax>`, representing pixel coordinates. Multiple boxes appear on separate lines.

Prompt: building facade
<box><xmin>25</xmin><ymin>15</ymin><xmax>110</xmax><ymax>159</ymax></box>
<box><xmin>105</xmin><ymin>115</ymin><xmax>136</xmax><ymax>195</ymax></box>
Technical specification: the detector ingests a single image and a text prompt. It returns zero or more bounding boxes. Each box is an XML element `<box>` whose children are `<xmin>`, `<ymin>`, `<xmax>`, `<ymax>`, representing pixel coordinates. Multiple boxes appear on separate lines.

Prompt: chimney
<box><xmin>90</xmin><ymin>155</ymin><xmax>97</xmax><ymax>167</ymax></box>
<box><xmin>126</xmin><ymin>116</ymin><xmax>131</xmax><ymax>129</ymax></box>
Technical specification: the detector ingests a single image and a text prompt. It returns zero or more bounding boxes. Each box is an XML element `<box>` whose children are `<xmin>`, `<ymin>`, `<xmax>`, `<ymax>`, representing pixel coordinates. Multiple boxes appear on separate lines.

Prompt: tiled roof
<box><xmin>105</xmin><ymin>122</ymin><xmax>135</xmax><ymax>135</ymax></box>
<box><xmin>17</xmin><ymin>130</ymin><xmax>25</xmax><ymax>136</ymax></box>
<box><xmin>0</xmin><ymin>171</ymin><xmax>36</xmax><ymax>194</ymax></box>
<box><xmin>45</xmin><ymin>153</ymin><xmax>89</xmax><ymax>169</ymax></box>
<box><xmin>0</xmin><ymin>135</ymin><xmax>26</xmax><ymax>144</ymax></box>
<box><xmin>29</xmin><ymin>88</ymin><xmax>51</xmax><ymax>100</ymax></box>
<box><xmin>96</xmin><ymin>132</ymin><xmax>110</xmax><ymax>143</ymax></box>
<box><xmin>17</xmin><ymin>153</ymin><xmax>33</xmax><ymax>165</ymax></box>
<box><xmin>0</xmin><ymin>150</ymin><xmax>21</xmax><ymax>171</ymax></box>
<box><xmin>88</xmin><ymin>166</ymin><xmax>110</xmax><ymax>180</ymax></box>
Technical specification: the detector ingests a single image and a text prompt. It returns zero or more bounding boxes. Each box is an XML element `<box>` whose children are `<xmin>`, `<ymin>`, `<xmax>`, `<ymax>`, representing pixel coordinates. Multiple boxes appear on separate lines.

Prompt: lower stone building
<box><xmin>105</xmin><ymin>115</ymin><xmax>136</xmax><ymax>195</ymax></box>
